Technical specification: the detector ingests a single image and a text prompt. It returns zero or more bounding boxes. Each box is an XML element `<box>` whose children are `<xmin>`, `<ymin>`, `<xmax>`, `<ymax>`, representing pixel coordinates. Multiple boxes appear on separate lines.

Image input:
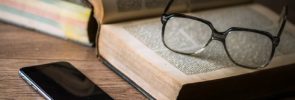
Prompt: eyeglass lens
<box><xmin>164</xmin><ymin>16</ymin><xmax>273</xmax><ymax>67</ymax></box>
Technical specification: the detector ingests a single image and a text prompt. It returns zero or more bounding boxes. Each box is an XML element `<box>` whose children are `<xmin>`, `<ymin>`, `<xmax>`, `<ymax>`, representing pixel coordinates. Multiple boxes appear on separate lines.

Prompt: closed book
<box><xmin>0</xmin><ymin>0</ymin><xmax>98</xmax><ymax>46</ymax></box>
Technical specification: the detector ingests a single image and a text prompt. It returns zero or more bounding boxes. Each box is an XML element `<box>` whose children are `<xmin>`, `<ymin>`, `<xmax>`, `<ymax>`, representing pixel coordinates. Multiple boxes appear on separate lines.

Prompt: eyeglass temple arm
<box><xmin>277</xmin><ymin>5</ymin><xmax>288</xmax><ymax>38</ymax></box>
<box><xmin>163</xmin><ymin>0</ymin><xmax>174</xmax><ymax>15</ymax></box>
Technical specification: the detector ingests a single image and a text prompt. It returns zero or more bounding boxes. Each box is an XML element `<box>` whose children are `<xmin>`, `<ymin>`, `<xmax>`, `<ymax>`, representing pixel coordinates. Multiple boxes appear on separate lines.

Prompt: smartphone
<box><xmin>19</xmin><ymin>61</ymin><xmax>113</xmax><ymax>100</ymax></box>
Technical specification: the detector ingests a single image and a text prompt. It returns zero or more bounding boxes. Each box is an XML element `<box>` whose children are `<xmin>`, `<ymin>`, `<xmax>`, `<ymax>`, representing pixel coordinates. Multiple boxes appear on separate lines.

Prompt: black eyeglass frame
<box><xmin>161</xmin><ymin>0</ymin><xmax>288</xmax><ymax>68</ymax></box>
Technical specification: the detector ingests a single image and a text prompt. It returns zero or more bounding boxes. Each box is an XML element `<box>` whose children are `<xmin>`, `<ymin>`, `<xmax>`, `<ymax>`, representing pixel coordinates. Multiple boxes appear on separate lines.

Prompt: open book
<box><xmin>90</xmin><ymin>0</ymin><xmax>295</xmax><ymax>99</ymax></box>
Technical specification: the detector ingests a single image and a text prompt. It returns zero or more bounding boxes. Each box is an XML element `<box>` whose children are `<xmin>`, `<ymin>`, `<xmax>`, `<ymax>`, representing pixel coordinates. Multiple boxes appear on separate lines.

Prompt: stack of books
<box><xmin>0</xmin><ymin>0</ymin><xmax>98</xmax><ymax>46</ymax></box>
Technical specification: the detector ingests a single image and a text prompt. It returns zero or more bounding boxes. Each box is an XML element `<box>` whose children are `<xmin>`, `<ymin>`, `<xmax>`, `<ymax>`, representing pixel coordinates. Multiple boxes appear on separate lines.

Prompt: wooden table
<box><xmin>0</xmin><ymin>22</ymin><xmax>145</xmax><ymax>100</ymax></box>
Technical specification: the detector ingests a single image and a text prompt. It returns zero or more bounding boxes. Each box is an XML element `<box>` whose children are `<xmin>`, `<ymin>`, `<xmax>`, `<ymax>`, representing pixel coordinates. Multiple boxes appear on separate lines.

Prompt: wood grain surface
<box><xmin>0</xmin><ymin>22</ymin><xmax>145</xmax><ymax>100</ymax></box>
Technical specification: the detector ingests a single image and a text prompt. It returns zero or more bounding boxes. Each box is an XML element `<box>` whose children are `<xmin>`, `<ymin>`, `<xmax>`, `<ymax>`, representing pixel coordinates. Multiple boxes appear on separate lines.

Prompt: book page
<box><xmin>92</xmin><ymin>0</ymin><xmax>252</xmax><ymax>24</ymax></box>
<box><xmin>117</xmin><ymin>4</ymin><xmax>295</xmax><ymax>75</ymax></box>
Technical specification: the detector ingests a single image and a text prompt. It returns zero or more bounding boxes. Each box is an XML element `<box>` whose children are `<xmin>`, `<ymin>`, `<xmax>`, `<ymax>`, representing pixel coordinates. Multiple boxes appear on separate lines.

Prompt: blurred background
<box><xmin>257</xmin><ymin>0</ymin><xmax>294</xmax><ymax>23</ymax></box>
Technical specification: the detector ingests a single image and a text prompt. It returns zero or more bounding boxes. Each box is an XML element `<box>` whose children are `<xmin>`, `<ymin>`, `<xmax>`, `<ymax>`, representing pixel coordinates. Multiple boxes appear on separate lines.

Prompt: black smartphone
<box><xmin>19</xmin><ymin>61</ymin><xmax>113</xmax><ymax>100</ymax></box>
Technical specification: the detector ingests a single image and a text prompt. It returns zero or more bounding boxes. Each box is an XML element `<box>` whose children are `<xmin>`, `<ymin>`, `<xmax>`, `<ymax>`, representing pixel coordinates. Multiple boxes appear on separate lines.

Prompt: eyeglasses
<box><xmin>161</xmin><ymin>0</ymin><xmax>288</xmax><ymax>68</ymax></box>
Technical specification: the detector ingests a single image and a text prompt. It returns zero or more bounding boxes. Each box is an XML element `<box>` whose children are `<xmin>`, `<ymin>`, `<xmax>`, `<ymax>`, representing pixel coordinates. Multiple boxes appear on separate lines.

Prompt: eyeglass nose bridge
<box><xmin>211</xmin><ymin>31</ymin><xmax>226</xmax><ymax>42</ymax></box>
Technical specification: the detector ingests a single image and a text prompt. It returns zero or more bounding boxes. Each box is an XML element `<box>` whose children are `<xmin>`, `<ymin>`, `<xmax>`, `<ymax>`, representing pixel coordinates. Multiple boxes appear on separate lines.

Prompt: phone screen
<box><xmin>19</xmin><ymin>62</ymin><xmax>113</xmax><ymax>100</ymax></box>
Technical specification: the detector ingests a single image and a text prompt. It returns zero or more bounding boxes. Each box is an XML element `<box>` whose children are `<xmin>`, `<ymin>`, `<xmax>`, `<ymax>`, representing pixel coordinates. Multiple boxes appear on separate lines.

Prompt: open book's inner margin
<box><xmin>121</xmin><ymin>5</ymin><xmax>295</xmax><ymax>75</ymax></box>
